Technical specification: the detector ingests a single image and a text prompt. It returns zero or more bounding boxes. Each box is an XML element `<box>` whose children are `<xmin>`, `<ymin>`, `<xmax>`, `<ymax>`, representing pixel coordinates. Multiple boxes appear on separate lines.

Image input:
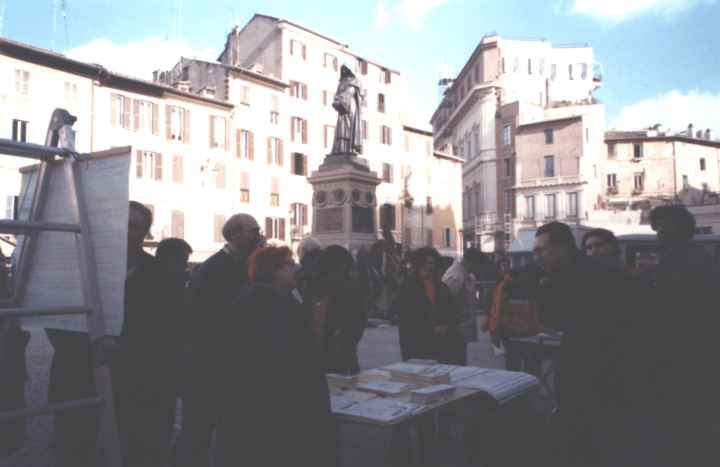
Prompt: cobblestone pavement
<box><xmin>2</xmin><ymin>318</ymin><xmax>509</xmax><ymax>467</ymax></box>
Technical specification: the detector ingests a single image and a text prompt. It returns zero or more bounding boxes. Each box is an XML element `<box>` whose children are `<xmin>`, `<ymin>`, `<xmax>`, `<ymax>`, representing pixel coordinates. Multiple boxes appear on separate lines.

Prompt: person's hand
<box><xmin>433</xmin><ymin>325</ymin><xmax>449</xmax><ymax>337</ymax></box>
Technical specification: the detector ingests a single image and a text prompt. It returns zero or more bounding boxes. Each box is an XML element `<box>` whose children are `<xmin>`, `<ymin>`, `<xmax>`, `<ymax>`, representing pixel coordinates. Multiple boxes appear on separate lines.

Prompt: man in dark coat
<box><xmin>532</xmin><ymin>222</ymin><xmax>632</xmax><ymax>466</ymax></box>
<box><xmin>215</xmin><ymin>246</ymin><xmax>338</xmax><ymax>467</ymax></box>
<box><xmin>177</xmin><ymin>213</ymin><xmax>262</xmax><ymax>467</ymax></box>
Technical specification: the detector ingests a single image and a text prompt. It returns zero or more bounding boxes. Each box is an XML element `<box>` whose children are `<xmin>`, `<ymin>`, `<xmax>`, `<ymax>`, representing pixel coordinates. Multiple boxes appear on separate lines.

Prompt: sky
<box><xmin>2</xmin><ymin>0</ymin><xmax>720</xmax><ymax>133</ymax></box>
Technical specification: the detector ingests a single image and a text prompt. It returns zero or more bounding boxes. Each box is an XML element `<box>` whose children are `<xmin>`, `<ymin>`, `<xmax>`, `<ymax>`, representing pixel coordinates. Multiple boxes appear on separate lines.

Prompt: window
<box><xmin>473</xmin><ymin>130</ymin><xmax>480</xmax><ymax>157</ymax></box>
<box><xmin>362</xmin><ymin>120</ymin><xmax>368</xmax><ymax>140</ymax></box>
<box><xmin>291</xmin><ymin>117</ymin><xmax>308</xmax><ymax>144</ymax></box>
<box><xmin>236</xmin><ymin>129</ymin><xmax>254</xmax><ymax>159</ymax></box>
<box><xmin>544</xmin><ymin>129</ymin><xmax>554</xmax><ymax>144</ymax></box>
<box><xmin>545</xmin><ymin>194</ymin><xmax>556</xmax><ymax>219</ymax></box>
<box><xmin>265</xmin><ymin>217</ymin><xmax>286</xmax><ymax>240</ymax></box>
<box><xmin>608</xmin><ymin>142</ymin><xmax>616</xmax><ymax>158</ymax></box>
<box><xmin>512</xmin><ymin>57</ymin><xmax>519</xmax><ymax>73</ymax></box>
<box><xmin>292</xmin><ymin>153</ymin><xmax>308</xmax><ymax>176</ymax></box>
<box><xmin>357</xmin><ymin>58</ymin><xmax>368</xmax><ymax>75</ymax></box>
<box><xmin>239</xmin><ymin>85</ymin><xmax>250</xmax><ymax>105</ymax></box>
<box><xmin>215</xmin><ymin>162</ymin><xmax>226</xmax><ymax>189</ymax></box>
<box><xmin>539</xmin><ymin>58</ymin><xmax>545</xmax><ymax>75</ymax></box>
<box><xmin>290</xmin><ymin>39</ymin><xmax>307</xmax><ymax>59</ymax></box>
<box><xmin>111</xmin><ymin>94</ymin><xmax>131</xmax><ymax>129</ymax></box>
<box><xmin>4</xmin><ymin>195</ymin><xmax>18</xmax><ymax>220</ymax></box>
<box><xmin>568</xmin><ymin>64</ymin><xmax>574</xmax><ymax>80</ymax></box>
<box><xmin>322</xmin><ymin>90</ymin><xmax>335</xmax><ymax>107</ymax></box>
<box><xmin>683</xmin><ymin>175</ymin><xmax>689</xmax><ymax>190</ymax></box>
<box><xmin>426</xmin><ymin>196</ymin><xmax>433</xmax><ymax>214</ymax></box>
<box><xmin>240</xmin><ymin>172</ymin><xmax>250</xmax><ymax>202</ymax></box>
<box><xmin>525</xmin><ymin>196</ymin><xmax>536</xmax><ymax>219</ymax></box>
<box><xmin>378</xmin><ymin>93</ymin><xmax>386</xmax><ymax>113</ymax></box>
<box><xmin>210</xmin><ymin>116</ymin><xmax>228</xmax><ymax>149</ymax></box>
<box><xmin>270</xmin><ymin>95</ymin><xmax>279</xmax><ymax>124</ymax></box>
<box><xmin>607</xmin><ymin>173</ymin><xmax>617</xmax><ymax>188</ymax></box>
<box><xmin>504</xmin><ymin>190</ymin><xmax>513</xmax><ymax>213</ymax></box>
<box><xmin>289</xmin><ymin>81</ymin><xmax>308</xmax><ymax>100</ymax></box>
<box><xmin>501</xmin><ymin>57</ymin><xmax>506</xmax><ymax>74</ymax></box>
<box><xmin>380</xmin><ymin>203</ymin><xmax>396</xmax><ymax>230</ymax></box>
<box><xmin>214</xmin><ymin>215</ymin><xmax>226</xmax><ymax>243</ymax></box>
<box><xmin>135</xmin><ymin>150</ymin><xmax>162</xmax><ymax>181</ymax></box>
<box><xmin>270</xmin><ymin>111</ymin><xmax>279</xmax><ymax>124</ymax></box>
<box><xmin>134</xmin><ymin>100</ymin><xmax>158</xmax><ymax>134</ymax></box>
<box><xmin>633</xmin><ymin>143</ymin><xmax>643</xmax><ymax>159</ymax></box>
<box><xmin>443</xmin><ymin>228</ymin><xmax>452</xmax><ymax>248</ymax></box>
<box><xmin>166</xmin><ymin>105</ymin><xmax>190</xmax><ymax>142</ymax></box>
<box><xmin>324</xmin><ymin>125</ymin><xmax>335</xmax><ymax>149</ymax></box>
<box><xmin>502</xmin><ymin>125</ymin><xmax>511</xmax><ymax>146</ymax></box>
<box><xmin>700</xmin><ymin>158</ymin><xmax>706</xmax><ymax>171</ymax></box>
<box><xmin>528</xmin><ymin>58</ymin><xmax>533</xmax><ymax>75</ymax></box>
<box><xmin>267</xmin><ymin>137</ymin><xmax>284</xmax><ymax>165</ymax></box>
<box><xmin>381</xmin><ymin>68</ymin><xmax>392</xmax><ymax>84</ymax></box>
<box><xmin>382</xmin><ymin>163</ymin><xmax>394</xmax><ymax>183</ymax></box>
<box><xmin>270</xmin><ymin>177</ymin><xmax>280</xmax><ymax>206</ymax></box>
<box><xmin>504</xmin><ymin>158</ymin><xmax>512</xmax><ymax>177</ymax></box>
<box><xmin>171</xmin><ymin>210</ymin><xmax>185</xmax><ymax>239</ymax></box>
<box><xmin>581</xmin><ymin>63</ymin><xmax>588</xmax><ymax>80</ymax></box>
<box><xmin>544</xmin><ymin>155</ymin><xmax>555</xmax><ymax>178</ymax></box>
<box><xmin>291</xmin><ymin>203</ymin><xmax>308</xmax><ymax>226</ymax></box>
<box><xmin>172</xmin><ymin>155</ymin><xmax>183</xmax><ymax>183</ymax></box>
<box><xmin>64</xmin><ymin>81</ymin><xmax>78</xmax><ymax>103</ymax></box>
<box><xmin>381</xmin><ymin>125</ymin><xmax>392</xmax><ymax>145</ymax></box>
<box><xmin>550</xmin><ymin>64</ymin><xmax>557</xmax><ymax>80</ymax></box>
<box><xmin>567</xmin><ymin>192</ymin><xmax>579</xmax><ymax>218</ymax></box>
<box><xmin>633</xmin><ymin>173</ymin><xmax>644</xmax><ymax>191</ymax></box>
<box><xmin>324</xmin><ymin>53</ymin><xmax>338</xmax><ymax>71</ymax></box>
<box><xmin>14</xmin><ymin>69</ymin><xmax>29</xmax><ymax>95</ymax></box>
<box><xmin>474</xmin><ymin>63</ymin><xmax>480</xmax><ymax>83</ymax></box>
<box><xmin>585</xmin><ymin>128</ymin><xmax>590</xmax><ymax>143</ymax></box>
<box><xmin>11</xmin><ymin>119</ymin><xmax>28</xmax><ymax>143</ymax></box>
<box><xmin>474</xmin><ymin>189</ymin><xmax>481</xmax><ymax>215</ymax></box>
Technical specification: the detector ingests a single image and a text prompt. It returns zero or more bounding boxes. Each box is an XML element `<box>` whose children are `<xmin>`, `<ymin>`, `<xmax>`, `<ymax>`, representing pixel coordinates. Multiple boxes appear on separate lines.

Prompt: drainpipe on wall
<box><xmin>672</xmin><ymin>141</ymin><xmax>678</xmax><ymax>201</ymax></box>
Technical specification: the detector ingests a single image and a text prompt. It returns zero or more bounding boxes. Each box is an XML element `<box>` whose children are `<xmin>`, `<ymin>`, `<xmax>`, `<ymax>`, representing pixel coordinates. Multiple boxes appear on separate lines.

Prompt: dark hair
<box><xmin>316</xmin><ymin>245</ymin><xmax>354</xmax><ymax>276</ymax></box>
<box><xmin>535</xmin><ymin>222</ymin><xmax>577</xmax><ymax>251</ymax></box>
<box><xmin>129</xmin><ymin>201</ymin><xmax>153</xmax><ymax>229</ymax></box>
<box><xmin>463</xmin><ymin>247</ymin><xmax>487</xmax><ymax>266</ymax></box>
<box><xmin>581</xmin><ymin>228</ymin><xmax>619</xmax><ymax>255</ymax></box>
<box><xmin>410</xmin><ymin>247</ymin><xmax>441</xmax><ymax>270</ymax></box>
<box><xmin>248</xmin><ymin>246</ymin><xmax>293</xmax><ymax>283</ymax></box>
<box><xmin>649</xmin><ymin>204</ymin><xmax>696</xmax><ymax>241</ymax></box>
<box><xmin>156</xmin><ymin>238</ymin><xmax>192</xmax><ymax>264</ymax></box>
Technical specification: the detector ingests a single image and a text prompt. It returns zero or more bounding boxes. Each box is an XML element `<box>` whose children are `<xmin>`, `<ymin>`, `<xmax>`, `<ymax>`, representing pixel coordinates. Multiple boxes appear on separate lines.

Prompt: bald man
<box><xmin>176</xmin><ymin>214</ymin><xmax>262</xmax><ymax>467</ymax></box>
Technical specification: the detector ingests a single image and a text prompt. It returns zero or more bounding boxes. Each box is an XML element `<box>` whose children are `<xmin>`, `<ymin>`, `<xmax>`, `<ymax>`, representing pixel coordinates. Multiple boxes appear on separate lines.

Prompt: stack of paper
<box><xmin>333</xmin><ymin>398</ymin><xmax>422</xmax><ymax>424</ymax></box>
<box><xmin>384</xmin><ymin>362</ymin><xmax>452</xmax><ymax>384</ymax></box>
<box><xmin>448</xmin><ymin>366</ymin><xmax>487</xmax><ymax>383</ymax></box>
<box><xmin>330</xmin><ymin>394</ymin><xmax>358</xmax><ymax>413</ymax></box>
<box><xmin>356</xmin><ymin>380</ymin><xmax>412</xmax><ymax>396</ymax></box>
<box><xmin>327</xmin><ymin>373</ymin><xmax>359</xmax><ymax>389</ymax></box>
<box><xmin>411</xmin><ymin>384</ymin><xmax>457</xmax><ymax>404</ymax></box>
<box><xmin>455</xmin><ymin>369</ymin><xmax>539</xmax><ymax>403</ymax></box>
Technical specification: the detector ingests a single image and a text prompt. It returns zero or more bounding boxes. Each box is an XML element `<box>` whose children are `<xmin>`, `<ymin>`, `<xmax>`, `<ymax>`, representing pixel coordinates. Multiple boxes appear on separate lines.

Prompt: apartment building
<box><xmin>431</xmin><ymin>34</ymin><xmax>601</xmax><ymax>252</ymax></box>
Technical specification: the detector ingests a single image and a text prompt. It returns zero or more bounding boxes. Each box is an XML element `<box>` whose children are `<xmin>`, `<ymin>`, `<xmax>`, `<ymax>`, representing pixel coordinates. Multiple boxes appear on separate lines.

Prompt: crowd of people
<box><xmin>1</xmin><ymin>201</ymin><xmax>719</xmax><ymax>466</ymax></box>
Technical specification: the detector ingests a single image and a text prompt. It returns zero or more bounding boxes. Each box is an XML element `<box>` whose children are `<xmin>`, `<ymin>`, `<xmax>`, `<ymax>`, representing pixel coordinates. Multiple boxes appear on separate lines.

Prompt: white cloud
<box><xmin>375</xmin><ymin>0</ymin><xmax>450</xmax><ymax>30</ymax></box>
<box><xmin>611</xmin><ymin>90</ymin><xmax>720</xmax><ymax>136</ymax></box>
<box><xmin>569</xmin><ymin>0</ymin><xmax>716</xmax><ymax>21</ymax></box>
<box><xmin>376</xmin><ymin>1</ymin><xmax>391</xmax><ymax>29</ymax></box>
<box><xmin>65</xmin><ymin>37</ymin><xmax>217</xmax><ymax>81</ymax></box>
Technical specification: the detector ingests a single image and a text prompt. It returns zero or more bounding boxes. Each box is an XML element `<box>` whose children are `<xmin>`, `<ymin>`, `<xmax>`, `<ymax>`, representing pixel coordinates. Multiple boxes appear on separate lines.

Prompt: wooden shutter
<box><xmin>301</xmin><ymin>44</ymin><xmax>306</xmax><ymax>60</ymax></box>
<box><xmin>302</xmin><ymin>83</ymin><xmax>307</xmax><ymax>100</ymax></box>
<box><xmin>152</xmin><ymin>103</ymin><xmax>159</xmax><ymax>135</ymax></box>
<box><xmin>183</xmin><ymin>109</ymin><xmax>190</xmax><ymax>143</ymax></box>
<box><xmin>111</xmin><ymin>95</ymin><xmax>117</xmax><ymax>126</ymax></box>
<box><xmin>209</xmin><ymin>116</ymin><xmax>216</xmax><ymax>148</ymax></box>
<box><xmin>136</xmin><ymin>150</ymin><xmax>143</xmax><ymax>178</ymax></box>
<box><xmin>323</xmin><ymin>91</ymin><xmax>326</xmax><ymax>106</ymax></box>
<box><xmin>290</xmin><ymin>118</ymin><xmax>296</xmax><ymax>142</ymax></box>
<box><xmin>265</xmin><ymin>217</ymin><xmax>273</xmax><ymax>238</ymax></box>
<box><xmin>289</xmin><ymin>39</ymin><xmax>294</xmax><ymax>55</ymax></box>
<box><xmin>165</xmin><ymin>105</ymin><xmax>172</xmax><ymax>140</ymax></box>
<box><xmin>388</xmin><ymin>127</ymin><xmax>392</xmax><ymax>146</ymax></box>
<box><xmin>122</xmin><ymin>96</ymin><xmax>131</xmax><ymax>129</ymax></box>
<box><xmin>236</xmin><ymin>129</ymin><xmax>242</xmax><ymax>158</ymax></box>
<box><xmin>279</xmin><ymin>218</ymin><xmax>286</xmax><ymax>240</ymax></box>
<box><xmin>155</xmin><ymin>153</ymin><xmax>163</xmax><ymax>181</ymax></box>
<box><xmin>290</xmin><ymin>82</ymin><xmax>295</xmax><ymax>98</ymax></box>
<box><xmin>303</xmin><ymin>155</ymin><xmax>308</xmax><ymax>176</ymax></box>
<box><xmin>278</xmin><ymin>139</ymin><xmax>284</xmax><ymax>166</ymax></box>
<box><xmin>267</xmin><ymin>137</ymin><xmax>273</xmax><ymax>164</ymax></box>
<box><xmin>133</xmin><ymin>99</ymin><xmax>140</xmax><ymax>131</ymax></box>
<box><xmin>249</xmin><ymin>131</ymin><xmax>254</xmax><ymax>160</ymax></box>
<box><xmin>302</xmin><ymin>120</ymin><xmax>307</xmax><ymax>144</ymax></box>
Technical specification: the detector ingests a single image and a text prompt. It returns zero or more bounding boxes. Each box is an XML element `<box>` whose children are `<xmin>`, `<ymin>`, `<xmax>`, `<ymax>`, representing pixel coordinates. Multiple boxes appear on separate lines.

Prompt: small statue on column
<box><xmin>331</xmin><ymin>65</ymin><xmax>364</xmax><ymax>156</ymax></box>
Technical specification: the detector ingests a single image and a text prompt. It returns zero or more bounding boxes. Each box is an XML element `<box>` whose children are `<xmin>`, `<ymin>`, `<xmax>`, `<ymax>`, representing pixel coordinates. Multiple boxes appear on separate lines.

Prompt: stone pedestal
<box><xmin>308</xmin><ymin>154</ymin><xmax>381</xmax><ymax>251</ymax></box>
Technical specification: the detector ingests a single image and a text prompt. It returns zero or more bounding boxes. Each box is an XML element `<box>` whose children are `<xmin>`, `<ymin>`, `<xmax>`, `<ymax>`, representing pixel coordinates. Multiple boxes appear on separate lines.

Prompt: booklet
<box><xmin>384</xmin><ymin>362</ymin><xmax>452</xmax><ymax>384</ymax></box>
<box><xmin>334</xmin><ymin>398</ymin><xmax>422</xmax><ymax>424</ymax></box>
<box><xmin>411</xmin><ymin>384</ymin><xmax>457</xmax><ymax>404</ymax></box>
<box><xmin>356</xmin><ymin>380</ymin><xmax>412</xmax><ymax>396</ymax></box>
<box><xmin>455</xmin><ymin>369</ymin><xmax>538</xmax><ymax>403</ymax></box>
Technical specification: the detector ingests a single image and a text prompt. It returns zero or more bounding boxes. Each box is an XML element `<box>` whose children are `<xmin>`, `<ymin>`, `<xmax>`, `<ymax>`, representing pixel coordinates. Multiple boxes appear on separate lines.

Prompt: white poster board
<box><xmin>16</xmin><ymin>147</ymin><xmax>131</xmax><ymax>335</ymax></box>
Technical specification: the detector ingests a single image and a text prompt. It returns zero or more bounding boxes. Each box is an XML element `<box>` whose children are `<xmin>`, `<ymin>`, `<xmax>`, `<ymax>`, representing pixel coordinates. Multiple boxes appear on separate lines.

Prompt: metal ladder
<box><xmin>0</xmin><ymin>109</ymin><xmax>122</xmax><ymax>467</ymax></box>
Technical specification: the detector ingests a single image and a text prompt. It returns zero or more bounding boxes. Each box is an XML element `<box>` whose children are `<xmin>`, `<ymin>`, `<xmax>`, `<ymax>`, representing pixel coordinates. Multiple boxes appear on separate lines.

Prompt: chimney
<box><xmin>705</xmin><ymin>129</ymin><xmax>713</xmax><ymax>140</ymax></box>
<box><xmin>688</xmin><ymin>123</ymin><xmax>694</xmax><ymax>138</ymax></box>
<box><xmin>697</xmin><ymin>130</ymin><xmax>704</xmax><ymax>139</ymax></box>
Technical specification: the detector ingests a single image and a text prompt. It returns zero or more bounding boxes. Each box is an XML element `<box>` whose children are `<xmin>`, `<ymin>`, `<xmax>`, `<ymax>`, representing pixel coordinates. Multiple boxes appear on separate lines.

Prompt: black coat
<box><xmin>393</xmin><ymin>278</ymin><xmax>464</xmax><ymax>364</ymax></box>
<box><xmin>215</xmin><ymin>283</ymin><xmax>338</xmax><ymax>467</ymax></box>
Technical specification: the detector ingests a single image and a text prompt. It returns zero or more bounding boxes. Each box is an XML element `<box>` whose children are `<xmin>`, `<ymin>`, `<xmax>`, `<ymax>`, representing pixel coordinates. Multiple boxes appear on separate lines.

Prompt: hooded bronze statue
<box><xmin>331</xmin><ymin>64</ymin><xmax>364</xmax><ymax>155</ymax></box>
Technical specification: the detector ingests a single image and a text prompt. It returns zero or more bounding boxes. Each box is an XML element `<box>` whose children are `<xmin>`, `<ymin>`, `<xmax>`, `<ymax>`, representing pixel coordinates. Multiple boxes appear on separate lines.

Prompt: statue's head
<box><xmin>340</xmin><ymin>64</ymin><xmax>355</xmax><ymax>79</ymax></box>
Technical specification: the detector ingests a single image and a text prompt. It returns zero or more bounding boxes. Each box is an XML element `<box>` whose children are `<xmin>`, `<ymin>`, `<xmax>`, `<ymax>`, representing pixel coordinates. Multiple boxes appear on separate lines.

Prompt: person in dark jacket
<box><xmin>177</xmin><ymin>213</ymin><xmax>262</xmax><ymax>467</ymax></box>
<box><xmin>394</xmin><ymin>247</ymin><xmax>464</xmax><ymax>364</ymax></box>
<box><xmin>306</xmin><ymin>245</ymin><xmax>366</xmax><ymax>374</ymax></box>
<box><xmin>532</xmin><ymin>222</ymin><xmax>632</xmax><ymax>466</ymax></box>
<box><xmin>214</xmin><ymin>246</ymin><xmax>338</xmax><ymax>467</ymax></box>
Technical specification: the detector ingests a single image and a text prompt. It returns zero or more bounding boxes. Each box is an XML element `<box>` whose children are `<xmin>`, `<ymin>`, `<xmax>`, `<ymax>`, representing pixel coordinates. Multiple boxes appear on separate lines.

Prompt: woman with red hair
<box><xmin>213</xmin><ymin>246</ymin><xmax>338</xmax><ymax>467</ymax></box>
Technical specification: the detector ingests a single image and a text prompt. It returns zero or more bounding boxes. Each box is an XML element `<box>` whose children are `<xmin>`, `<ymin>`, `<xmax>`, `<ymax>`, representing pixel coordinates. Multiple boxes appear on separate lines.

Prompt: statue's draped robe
<box><xmin>332</xmin><ymin>76</ymin><xmax>363</xmax><ymax>154</ymax></box>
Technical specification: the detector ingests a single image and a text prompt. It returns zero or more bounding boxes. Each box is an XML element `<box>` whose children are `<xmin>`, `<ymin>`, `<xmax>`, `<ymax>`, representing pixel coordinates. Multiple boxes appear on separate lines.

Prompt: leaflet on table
<box><xmin>330</xmin><ymin>395</ymin><xmax>358</xmax><ymax>413</ymax></box>
<box><xmin>356</xmin><ymin>380</ymin><xmax>411</xmax><ymax>396</ymax></box>
<box><xmin>334</xmin><ymin>398</ymin><xmax>422</xmax><ymax>424</ymax></box>
<box><xmin>411</xmin><ymin>384</ymin><xmax>457</xmax><ymax>404</ymax></box>
<box><xmin>383</xmin><ymin>362</ymin><xmax>451</xmax><ymax>383</ymax></box>
<box><xmin>455</xmin><ymin>369</ymin><xmax>539</xmax><ymax>403</ymax></box>
<box><xmin>448</xmin><ymin>366</ymin><xmax>488</xmax><ymax>383</ymax></box>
